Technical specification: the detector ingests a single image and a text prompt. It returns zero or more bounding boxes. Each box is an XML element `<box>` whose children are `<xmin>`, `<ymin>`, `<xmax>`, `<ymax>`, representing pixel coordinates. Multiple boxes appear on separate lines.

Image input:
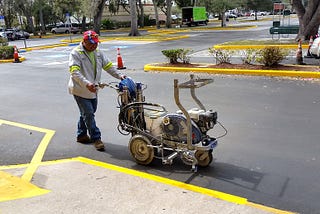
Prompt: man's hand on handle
<box><xmin>86</xmin><ymin>83</ymin><xmax>97</xmax><ymax>93</ymax></box>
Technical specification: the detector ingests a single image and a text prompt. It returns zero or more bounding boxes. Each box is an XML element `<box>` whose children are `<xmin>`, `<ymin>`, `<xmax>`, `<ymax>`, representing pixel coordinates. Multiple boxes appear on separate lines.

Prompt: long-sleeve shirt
<box><xmin>68</xmin><ymin>42</ymin><xmax>122</xmax><ymax>99</ymax></box>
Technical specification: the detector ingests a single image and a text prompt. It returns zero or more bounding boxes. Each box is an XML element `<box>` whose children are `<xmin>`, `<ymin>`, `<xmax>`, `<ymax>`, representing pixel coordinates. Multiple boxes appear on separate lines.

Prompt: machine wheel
<box><xmin>195</xmin><ymin>150</ymin><xmax>213</xmax><ymax>167</ymax></box>
<box><xmin>129</xmin><ymin>135</ymin><xmax>154</xmax><ymax>165</ymax></box>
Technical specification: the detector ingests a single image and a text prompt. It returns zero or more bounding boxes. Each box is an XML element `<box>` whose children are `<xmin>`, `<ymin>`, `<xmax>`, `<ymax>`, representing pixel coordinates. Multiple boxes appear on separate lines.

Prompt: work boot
<box><xmin>93</xmin><ymin>139</ymin><xmax>105</xmax><ymax>151</ymax></box>
<box><xmin>77</xmin><ymin>135</ymin><xmax>91</xmax><ymax>144</ymax></box>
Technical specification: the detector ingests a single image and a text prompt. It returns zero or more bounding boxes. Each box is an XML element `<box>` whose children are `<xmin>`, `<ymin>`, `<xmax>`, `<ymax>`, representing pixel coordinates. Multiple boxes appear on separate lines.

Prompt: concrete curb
<box><xmin>0</xmin><ymin>56</ymin><xmax>26</xmax><ymax>63</ymax></box>
<box><xmin>214</xmin><ymin>44</ymin><xmax>309</xmax><ymax>50</ymax></box>
<box><xmin>144</xmin><ymin>63</ymin><xmax>320</xmax><ymax>79</ymax></box>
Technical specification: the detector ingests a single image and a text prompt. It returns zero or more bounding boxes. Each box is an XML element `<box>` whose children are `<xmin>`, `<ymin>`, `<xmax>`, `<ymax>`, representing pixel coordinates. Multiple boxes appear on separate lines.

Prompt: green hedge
<box><xmin>0</xmin><ymin>46</ymin><xmax>14</xmax><ymax>60</ymax></box>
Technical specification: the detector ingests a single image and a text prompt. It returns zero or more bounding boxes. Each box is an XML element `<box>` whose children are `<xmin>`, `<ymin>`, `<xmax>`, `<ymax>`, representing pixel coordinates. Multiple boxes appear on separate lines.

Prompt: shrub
<box><xmin>161</xmin><ymin>48</ymin><xmax>192</xmax><ymax>64</ymax></box>
<box><xmin>208</xmin><ymin>48</ymin><xmax>233</xmax><ymax>64</ymax></box>
<box><xmin>101</xmin><ymin>19</ymin><xmax>116</xmax><ymax>30</ymax></box>
<box><xmin>240</xmin><ymin>49</ymin><xmax>257</xmax><ymax>64</ymax></box>
<box><xmin>116</xmin><ymin>21</ymin><xmax>131</xmax><ymax>28</ymax></box>
<box><xmin>256</xmin><ymin>46</ymin><xmax>288</xmax><ymax>67</ymax></box>
<box><xmin>143</xmin><ymin>15</ymin><xmax>156</xmax><ymax>26</ymax></box>
<box><xmin>0</xmin><ymin>37</ymin><xmax>8</xmax><ymax>47</ymax></box>
<box><xmin>0</xmin><ymin>46</ymin><xmax>14</xmax><ymax>59</ymax></box>
<box><xmin>179</xmin><ymin>48</ymin><xmax>192</xmax><ymax>64</ymax></box>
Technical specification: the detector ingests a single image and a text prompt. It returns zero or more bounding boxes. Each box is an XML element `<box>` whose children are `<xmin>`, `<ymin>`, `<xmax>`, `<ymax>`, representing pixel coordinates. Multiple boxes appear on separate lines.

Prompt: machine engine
<box><xmin>160</xmin><ymin>109</ymin><xmax>217</xmax><ymax>144</ymax></box>
<box><xmin>161</xmin><ymin>114</ymin><xmax>202</xmax><ymax>144</ymax></box>
<box><xmin>187</xmin><ymin>108</ymin><xmax>217</xmax><ymax>133</ymax></box>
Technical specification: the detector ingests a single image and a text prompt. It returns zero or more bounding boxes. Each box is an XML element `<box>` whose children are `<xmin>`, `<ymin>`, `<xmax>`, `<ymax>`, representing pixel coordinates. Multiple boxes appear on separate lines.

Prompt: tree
<box><xmin>246</xmin><ymin>0</ymin><xmax>273</xmax><ymax>20</ymax></box>
<box><xmin>165</xmin><ymin>0</ymin><xmax>173</xmax><ymax>28</ymax></box>
<box><xmin>92</xmin><ymin>0</ymin><xmax>106</xmax><ymax>34</ymax></box>
<box><xmin>175</xmin><ymin>0</ymin><xmax>192</xmax><ymax>8</ymax></box>
<box><xmin>52</xmin><ymin>0</ymin><xmax>81</xmax><ymax>22</ymax></box>
<box><xmin>129</xmin><ymin>0</ymin><xmax>140</xmax><ymax>36</ymax></box>
<box><xmin>14</xmin><ymin>0</ymin><xmax>37</xmax><ymax>34</ymax></box>
<box><xmin>292</xmin><ymin>0</ymin><xmax>320</xmax><ymax>40</ymax></box>
<box><xmin>2</xmin><ymin>0</ymin><xmax>16</xmax><ymax>28</ymax></box>
<box><xmin>208</xmin><ymin>0</ymin><xmax>237</xmax><ymax>27</ymax></box>
<box><xmin>152</xmin><ymin>0</ymin><xmax>161</xmax><ymax>29</ymax></box>
<box><xmin>79</xmin><ymin>0</ymin><xmax>106</xmax><ymax>34</ymax></box>
<box><xmin>157</xmin><ymin>0</ymin><xmax>173</xmax><ymax>28</ymax></box>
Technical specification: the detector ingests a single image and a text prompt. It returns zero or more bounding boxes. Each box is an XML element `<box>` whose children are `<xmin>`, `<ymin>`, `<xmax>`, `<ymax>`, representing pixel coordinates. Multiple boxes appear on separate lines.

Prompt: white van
<box><xmin>310</xmin><ymin>36</ymin><xmax>320</xmax><ymax>58</ymax></box>
<box><xmin>51</xmin><ymin>23</ymin><xmax>79</xmax><ymax>34</ymax></box>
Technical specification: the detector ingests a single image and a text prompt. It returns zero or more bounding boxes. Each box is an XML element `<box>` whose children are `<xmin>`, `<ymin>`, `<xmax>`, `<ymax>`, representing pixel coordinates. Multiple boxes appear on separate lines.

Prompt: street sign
<box><xmin>65</xmin><ymin>13</ymin><xmax>71</xmax><ymax>24</ymax></box>
<box><xmin>0</xmin><ymin>15</ymin><xmax>5</xmax><ymax>26</ymax></box>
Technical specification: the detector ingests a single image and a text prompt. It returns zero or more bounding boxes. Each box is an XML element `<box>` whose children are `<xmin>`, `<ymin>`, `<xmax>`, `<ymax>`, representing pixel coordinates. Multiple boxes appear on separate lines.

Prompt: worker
<box><xmin>68</xmin><ymin>30</ymin><xmax>126</xmax><ymax>151</ymax></box>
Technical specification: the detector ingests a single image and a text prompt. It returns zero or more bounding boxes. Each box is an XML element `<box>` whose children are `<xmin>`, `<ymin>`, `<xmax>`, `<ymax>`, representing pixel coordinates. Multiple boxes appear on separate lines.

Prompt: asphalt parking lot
<box><xmin>2</xmin><ymin>22</ymin><xmax>320</xmax><ymax>213</ymax></box>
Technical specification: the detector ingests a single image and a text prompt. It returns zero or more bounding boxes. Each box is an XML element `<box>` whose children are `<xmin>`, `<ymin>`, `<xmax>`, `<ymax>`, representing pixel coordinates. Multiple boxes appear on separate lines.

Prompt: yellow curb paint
<box><xmin>0</xmin><ymin>119</ymin><xmax>55</xmax><ymax>182</ymax></box>
<box><xmin>144</xmin><ymin>64</ymin><xmax>320</xmax><ymax>79</ymax></box>
<box><xmin>0</xmin><ymin>171</ymin><xmax>50</xmax><ymax>202</ymax></box>
<box><xmin>214</xmin><ymin>44</ymin><xmax>309</xmax><ymax>50</ymax></box>
<box><xmin>75</xmin><ymin>156</ymin><xmax>247</xmax><ymax>205</ymax></box>
<box><xmin>247</xmin><ymin>202</ymin><xmax>297</xmax><ymax>214</ymax></box>
<box><xmin>78</xmin><ymin>157</ymin><xmax>296</xmax><ymax>213</ymax></box>
<box><xmin>0</xmin><ymin>156</ymin><xmax>295</xmax><ymax>213</ymax></box>
<box><xmin>75</xmin><ymin>157</ymin><xmax>294</xmax><ymax>213</ymax></box>
<box><xmin>0</xmin><ymin>57</ymin><xmax>26</xmax><ymax>63</ymax></box>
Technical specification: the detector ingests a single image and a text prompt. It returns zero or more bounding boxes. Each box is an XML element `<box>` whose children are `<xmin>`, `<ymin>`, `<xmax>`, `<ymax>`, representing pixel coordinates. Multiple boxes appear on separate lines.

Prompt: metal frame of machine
<box><xmin>99</xmin><ymin>74</ymin><xmax>225</xmax><ymax>171</ymax></box>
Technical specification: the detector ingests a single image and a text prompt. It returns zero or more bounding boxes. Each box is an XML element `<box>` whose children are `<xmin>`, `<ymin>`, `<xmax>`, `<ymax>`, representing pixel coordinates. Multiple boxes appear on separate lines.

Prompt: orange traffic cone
<box><xmin>296</xmin><ymin>39</ymin><xmax>304</xmax><ymax>65</ymax></box>
<box><xmin>13</xmin><ymin>46</ymin><xmax>21</xmax><ymax>63</ymax></box>
<box><xmin>306</xmin><ymin>35</ymin><xmax>314</xmax><ymax>58</ymax></box>
<box><xmin>117</xmin><ymin>48</ymin><xmax>126</xmax><ymax>69</ymax></box>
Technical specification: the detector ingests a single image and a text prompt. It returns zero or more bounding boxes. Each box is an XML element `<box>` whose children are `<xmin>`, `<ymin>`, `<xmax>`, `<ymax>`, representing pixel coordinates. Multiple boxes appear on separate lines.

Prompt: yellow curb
<box><xmin>144</xmin><ymin>63</ymin><xmax>320</xmax><ymax>79</ymax></box>
<box><xmin>0</xmin><ymin>156</ymin><xmax>295</xmax><ymax>213</ymax></box>
<box><xmin>24</xmin><ymin>43</ymin><xmax>70</xmax><ymax>51</ymax></box>
<box><xmin>76</xmin><ymin>156</ymin><xmax>248</xmax><ymax>205</ymax></box>
<box><xmin>214</xmin><ymin>44</ymin><xmax>309</xmax><ymax>50</ymax></box>
<box><xmin>0</xmin><ymin>56</ymin><xmax>26</xmax><ymax>63</ymax></box>
<box><xmin>247</xmin><ymin>202</ymin><xmax>298</xmax><ymax>214</ymax></box>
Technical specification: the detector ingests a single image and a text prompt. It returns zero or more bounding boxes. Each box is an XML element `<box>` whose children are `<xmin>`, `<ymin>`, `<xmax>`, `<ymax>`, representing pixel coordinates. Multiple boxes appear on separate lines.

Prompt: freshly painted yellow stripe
<box><xmin>76</xmin><ymin>157</ymin><xmax>295</xmax><ymax>213</ymax></box>
<box><xmin>247</xmin><ymin>202</ymin><xmax>297</xmax><ymax>214</ymax></box>
<box><xmin>21</xmin><ymin>129</ymin><xmax>55</xmax><ymax>181</ymax></box>
<box><xmin>0</xmin><ymin>119</ymin><xmax>55</xmax><ymax>182</ymax></box>
<box><xmin>0</xmin><ymin>157</ymin><xmax>295</xmax><ymax>213</ymax></box>
<box><xmin>0</xmin><ymin>171</ymin><xmax>50</xmax><ymax>202</ymax></box>
<box><xmin>214</xmin><ymin>44</ymin><xmax>309</xmax><ymax>50</ymax></box>
<box><xmin>144</xmin><ymin>63</ymin><xmax>320</xmax><ymax>79</ymax></box>
<box><xmin>0</xmin><ymin>56</ymin><xmax>26</xmax><ymax>63</ymax></box>
<box><xmin>76</xmin><ymin>156</ymin><xmax>247</xmax><ymax>204</ymax></box>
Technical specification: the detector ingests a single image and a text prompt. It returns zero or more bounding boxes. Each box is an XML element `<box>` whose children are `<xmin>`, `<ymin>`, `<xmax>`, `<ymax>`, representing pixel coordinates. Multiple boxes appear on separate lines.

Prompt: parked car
<box><xmin>251</xmin><ymin>11</ymin><xmax>267</xmax><ymax>16</ymax></box>
<box><xmin>228</xmin><ymin>13</ymin><xmax>237</xmax><ymax>19</ymax></box>
<box><xmin>0</xmin><ymin>32</ymin><xmax>7</xmax><ymax>39</ymax></box>
<box><xmin>51</xmin><ymin>23</ymin><xmax>79</xmax><ymax>34</ymax></box>
<box><xmin>310</xmin><ymin>36</ymin><xmax>320</xmax><ymax>58</ymax></box>
<box><xmin>14</xmin><ymin>30</ymin><xmax>30</xmax><ymax>39</ymax></box>
<box><xmin>4</xmin><ymin>29</ymin><xmax>17</xmax><ymax>41</ymax></box>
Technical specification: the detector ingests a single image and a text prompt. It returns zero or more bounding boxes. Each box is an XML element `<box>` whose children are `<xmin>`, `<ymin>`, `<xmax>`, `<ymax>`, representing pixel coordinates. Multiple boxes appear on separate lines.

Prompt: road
<box><xmin>1</xmin><ymin>18</ymin><xmax>320</xmax><ymax>214</ymax></box>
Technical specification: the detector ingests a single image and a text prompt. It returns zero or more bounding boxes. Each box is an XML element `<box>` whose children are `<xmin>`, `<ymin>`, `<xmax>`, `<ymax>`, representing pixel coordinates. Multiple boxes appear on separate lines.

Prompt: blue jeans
<box><xmin>74</xmin><ymin>95</ymin><xmax>101</xmax><ymax>141</ymax></box>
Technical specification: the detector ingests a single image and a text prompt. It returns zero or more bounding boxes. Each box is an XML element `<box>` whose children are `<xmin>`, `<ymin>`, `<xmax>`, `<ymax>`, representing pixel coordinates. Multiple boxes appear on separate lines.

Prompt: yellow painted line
<box><xmin>0</xmin><ymin>56</ymin><xmax>26</xmax><ymax>63</ymax></box>
<box><xmin>214</xmin><ymin>44</ymin><xmax>309</xmax><ymax>50</ymax></box>
<box><xmin>0</xmin><ymin>157</ymin><xmax>295</xmax><ymax>213</ymax></box>
<box><xmin>247</xmin><ymin>202</ymin><xmax>297</xmax><ymax>214</ymax></box>
<box><xmin>144</xmin><ymin>63</ymin><xmax>320</xmax><ymax>79</ymax></box>
<box><xmin>0</xmin><ymin>171</ymin><xmax>50</xmax><ymax>202</ymax></box>
<box><xmin>75</xmin><ymin>157</ymin><xmax>294</xmax><ymax>213</ymax></box>
<box><xmin>0</xmin><ymin>119</ymin><xmax>55</xmax><ymax>182</ymax></box>
<box><xmin>75</xmin><ymin>156</ymin><xmax>247</xmax><ymax>205</ymax></box>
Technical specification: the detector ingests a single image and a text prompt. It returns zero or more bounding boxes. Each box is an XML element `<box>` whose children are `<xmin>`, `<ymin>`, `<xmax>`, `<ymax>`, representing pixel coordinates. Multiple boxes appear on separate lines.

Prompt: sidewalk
<box><xmin>0</xmin><ymin>157</ymin><xmax>293</xmax><ymax>214</ymax></box>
